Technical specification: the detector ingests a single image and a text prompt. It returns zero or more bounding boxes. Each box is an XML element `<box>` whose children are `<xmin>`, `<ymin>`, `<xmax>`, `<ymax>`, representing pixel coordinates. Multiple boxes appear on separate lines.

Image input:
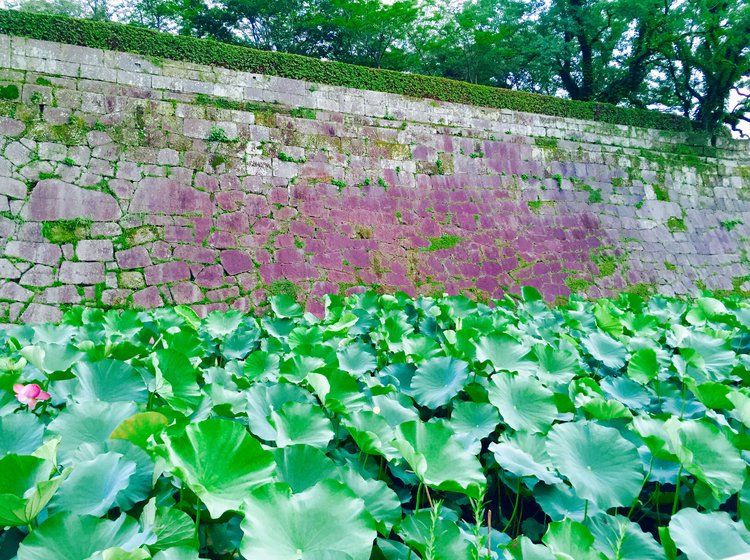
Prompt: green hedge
<box><xmin>0</xmin><ymin>9</ymin><xmax>693</xmax><ymax>132</ymax></box>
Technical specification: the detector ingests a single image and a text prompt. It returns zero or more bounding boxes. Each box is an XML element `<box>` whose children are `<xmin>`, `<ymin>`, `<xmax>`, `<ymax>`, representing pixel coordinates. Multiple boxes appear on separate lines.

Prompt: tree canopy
<box><xmin>5</xmin><ymin>0</ymin><xmax>749</xmax><ymax>134</ymax></box>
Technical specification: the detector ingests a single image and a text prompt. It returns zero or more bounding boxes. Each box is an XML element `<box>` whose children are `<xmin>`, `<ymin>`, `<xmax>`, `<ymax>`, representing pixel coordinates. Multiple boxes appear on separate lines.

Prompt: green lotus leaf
<box><xmin>727</xmin><ymin>390</ymin><xmax>750</xmax><ymax>427</ymax></box>
<box><xmin>488</xmin><ymin>372</ymin><xmax>557</xmax><ymax>434</ymax></box>
<box><xmin>202</xmin><ymin>310</ymin><xmax>243</xmax><ymax>338</ymax></box>
<box><xmin>110</xmin><ymin>411</ymin><xmax>169</xmax><ymax>450</ymax></box>
<box><xmin>582</xmin><ymin>332</ymin><xmax>627</xmax><ymax>369</ymax></box>
<box><xmin>72</xmin><ymin>359</ymin><xmax>148</xmax><ymax>404</ymax></box>
<box><xmin>581</xmin><ymin>398</ymin><xmax>632</xmax><ymax>420</ymax></box>
<box><xmin>449</xmin><ymin>401</ymin><xmax>500</xmax><ymax>442</ymax></box>
<box><xmin>152</xmin><ymin>548</ymin><xmax>202</xmax><ymax>560</ymax></box>
<box><xmin>533</xmin><ymin>483</ymin><xmax>599</xmax><ymax>522</ymax></box>
<box><xmin>410</xmin><ymin>357</ymin><xmax>469</xmax><ymax>408</ymax></box>
<box><xmin>307</xmin><ymin>369</ymin><xmax>367</xmax><ymax>414</ymax></box>
<box><xmin>398</xmin><ymin>509</ymin><xmax>472</xmax><ymax>560</ymax></box>
<box><xmin>17</xmin><ymin>513</ymin><xmax>153</xmax><ymax>560</ymax></box>
<box><xmin>685</xmin><ymin>297</ymin><xmax>729</xmax><ymax>326</ymax></box>
<box><xmin>48</xmin><ymin>401</ymin><xmax>138</xmax><ymax>463</ymax></box>
<box><xmin>342</xmin><ymin>411</ymin><xmax>400</xmax><ymax>460</ymax></box>
<box><xmin>680</xmin><ymin>332</ymin><xmax>736</xmax><ymax>381</ymax></box>
<box><xmin>546</xmin><ymin>421</ymin><xmax>643</xmax><ymax>509</ymax></box>
<box><xmin>489</xmin><ymin>433</ymin><xmax>561</xmax><ymax>485</ymax></box>
<box><xmin>153</xmin><ymin>349</ymin><xmax>201</xmax><ymax>413</ymax></box>
<box><xmin>246</xmin><ymin>383</ymin><xmax>314</xmax><ymax>441</ymax></box>
<box><xmin>274</xmin><ymin>444</ymin><xmax>336</xmax><ymax>492</ymax></box>
<box><xmin>270</xmin><ymin>294</ymin><xmax>304</xmax><ymax>318</ymax></box>
<box><xmin>587</xmin><ymin>514</ymin><xmax>665</xmax><ymax>560</ymax></box>
<box><xmin>50</xmin><ymin>451</ymin><xmax>135</xmax><ymax>516</ymax></box>
<box><xmin>476</xmin><ymin>333</ymin><xmax>535</xmax><ymax>374</ymax></box>
<box><xmin>626</xmin><ymin>348</ymin><xmax>659</xmax><ymax>384</ymax></box>
<box><xmin>394</xmin><ymin>420</ymin><xmax>485</xmax><ymax>498</ymax></box>
<box><xmin>506</xmin><ymin>536</ymin><xmax>555</xmax><ymax>560</ymax></box>
<box><xmin>542</xmin><ymin>519</ymin><xmax>606</xmax><ymax>560</ymax></box>
<box><xmin>533</xmin><ymin>344</ymin><xmax>579</xmax><ymax>387</ymax></box>
<box><xmin>0</xmin><ymin>454</ymin><xmax>66</xmax><ymax>526</ymax></box>
<box><xmin>669</xmin><ymin>508</ymin><xmax>750</xmax><ymax>560</ymax></box>
<box><xmin>243</xmin><ymin>351</ymin><xmax>280</xmax><ymax>381</ymax></box>
<box><xmin>240</xmin><ymin>480</ymin><xmax>376</xmax><ymax>560</ymax></box>
<box><xmin>218</xmin><ymin>317</ymin><xmax>260</xmax><ymax>359</ymax></box>
<box><xmin>163</xmin><ymin>418</ymin><xmax>275</xmax><ymax>518</ymax></box>
<box><xmin>21</xmin><ymin>342</ymin><xmax>84</xmax><ymax>374</ymax></box>
<box><xmin>339</xmin><ymin>467</ymin><xmax>402</xmax><ymax>535</ymax></box>
<box><xmin>665</xmin><ymin>417</ymin><xmax>745</xmax><ymax>500</ymax></box>
<box><xmin>0</xmin><ymin>412</ymin><xmax>44</xmax><ymax>456</ymax></box>
<box><xmin>338</xmin><ymin>341</ymin><xmax>378</xmax><ymax>376</ymax></box>
<box><xmin>87</xmin><ymin>547</ymin><xmax>151</xmax><ymax>560</ymax></box>
<box><xmin>269</xmin><ymin>401</ymin><xmax>334</xmax><ymax>449</ymax></box>
<box><xmin>151</xmin><ymin>509</ymin><xmax>195</xmax><ymax>551</ymax></box>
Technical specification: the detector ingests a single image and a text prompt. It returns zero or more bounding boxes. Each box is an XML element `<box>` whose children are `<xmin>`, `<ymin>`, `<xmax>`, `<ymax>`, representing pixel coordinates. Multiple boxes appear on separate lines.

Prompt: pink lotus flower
<box><xmin>13</xmin><ymin>384</ymin><xmax>50</xmax><ymax>409</ymax></box>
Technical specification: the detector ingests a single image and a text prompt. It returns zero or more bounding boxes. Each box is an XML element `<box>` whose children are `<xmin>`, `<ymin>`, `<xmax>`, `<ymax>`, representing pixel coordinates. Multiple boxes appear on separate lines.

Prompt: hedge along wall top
<box><xmin>0</xmin><ymin>9</ymin><xmax>694</xmax><ymax>133</ymax></box>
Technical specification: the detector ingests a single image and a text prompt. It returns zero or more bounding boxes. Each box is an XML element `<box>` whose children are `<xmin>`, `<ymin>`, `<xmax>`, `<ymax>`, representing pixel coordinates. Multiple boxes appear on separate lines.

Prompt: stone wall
<box><xmin>0</xmin><ymin>34</ymin><xmax>749</xmax><ymax>322</ymax></box>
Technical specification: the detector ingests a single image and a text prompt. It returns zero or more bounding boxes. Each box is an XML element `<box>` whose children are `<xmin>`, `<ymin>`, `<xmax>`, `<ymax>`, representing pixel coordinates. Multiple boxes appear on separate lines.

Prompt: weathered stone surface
<box><xmin>20</xmin><ymin>304</ymin><xmax>62</xmax><ymax>324</ymax></box>
<box><xmin>19</xmin><ymin>265</ymin><xmax>55</xmax><ymax>287</ymax></box>
<box><xmin>0</xmin><ymin>259</ymin><xmax>21</xmax><ymax>280</ymax></box>
<box><xmin>0</xmin><ymin>177</ymin><xmax>27</xmax><ymax>199</ymax></box>
<box><xmin>77</xmin><ymin>239</ymin><xmax>114</xmax><ymax>262</ymax></box>
<box><xmin>220</xmin><ymin>250</ymin><xmax>254</xmax><ymax>275</ymax></box>
<box><xmin>27</xmin><ymin>180</ymin><xmax>122</xmax><ymax>221</ymax></box>
<box><xmin>39</xmin><ymin>285</ymin><xmax>81</xmax><ymax>304</ymax></box>
<box><xmin>0</xmin><ymin>282</ymin><xmax>33</xmax><ymax>302</ymax></box>
<box><xmin>115</xmin><ymin>247</ymin><xmax>151</xmax><ymax>269</ymax></box>
<box><xmin>4</xmin><ymin>241</ymin><xmax>62</xmax><ymax>266</ymax></box>
<box><xmin>171</xmin><ymin>281</ymin><xmax>203</xmax><ymax>304</ymax></box>
<box><xmin>59</xmin><ymin>262</ymin><xmax>105</xmax><ymax>284</ymax></box>
<box><xmin>129</xmin><ymin>178</ymin><xmax>213</xmax><ymax>215</ymax></box>
<box><xmin>118</xmin><ymin>271</ymin><xmax>145</xmax><ymax>289</ymax></box>
<box><xmin>132</xmin><ymin>286</ymin><xmax>163</xmax><ymax>309</ymax></box>
<box><xmin>145</xmin><ymin>261</ymin><xmax>191</xmax><ymax>285</ymax></box>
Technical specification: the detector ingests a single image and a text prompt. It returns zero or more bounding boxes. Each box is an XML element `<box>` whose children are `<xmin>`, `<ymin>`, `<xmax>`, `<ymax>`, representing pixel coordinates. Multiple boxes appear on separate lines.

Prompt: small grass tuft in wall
<box><xmin>421</xmin><ymin>234</ymin><xmax>463</xmax><ymax>252</ymax></box>
<box><xmin>667</xmin><ymin>216</ymin><xmax>688</xmax><ymax>232</ymax></box>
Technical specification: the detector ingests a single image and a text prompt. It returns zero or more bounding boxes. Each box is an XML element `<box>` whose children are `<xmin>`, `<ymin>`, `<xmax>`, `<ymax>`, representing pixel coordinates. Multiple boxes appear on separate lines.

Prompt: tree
<box><xmin>656</xmin><ymin>0</ymin><xmax>750</xmax><ymax>133</ymax></box>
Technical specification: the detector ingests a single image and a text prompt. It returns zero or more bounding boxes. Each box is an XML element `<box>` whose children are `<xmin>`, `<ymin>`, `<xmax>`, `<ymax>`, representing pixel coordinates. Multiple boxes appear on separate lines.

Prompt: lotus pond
<box><xmin>1</xmin><ymin>290</ymin><xmax>750</xmax><ymax>559</ymax></box>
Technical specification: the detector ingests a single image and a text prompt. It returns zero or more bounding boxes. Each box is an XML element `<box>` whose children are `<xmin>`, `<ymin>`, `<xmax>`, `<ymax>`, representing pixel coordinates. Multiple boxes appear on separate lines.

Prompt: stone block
<box><xmin>27</xmin><ymin>180</ymin><xmax>122</xmax><ymax>221</ymax></box>
<box><xmin>129</xmin><ymin>178</ymin><xmax>213</xmax><ymax>215</ymax></box>
<box><xmin>4</xmin><ymin>241</ymin><xmax>61</xmax><ymax>266</ymax></box>
<box><xmin>144</xmin><ymin>261</ymin><xmax>191</xmax><ymax>285</ymax></box>
<box><xmin>20</xmin><ymin>304</ymin><xmax>62</xmax><ymax>324</ymax></box>
<box><xmin>132</xmin><ymin>286</ymin><xmax>163</xmax><ymax>309</ymax></box>
<box><xmin>119</xmin><ymin>270</ymin><xmax>145</xmax><ymax>289</ymax></box>
<box><xmin>115</xmin><ymin>247</ymin><xmax>152</xmax><ymax>269</ymax></box>
<box><xmin>77</xmin><ymin>239</ymin><xmax>114</xmax><ymax>262</ymax></box>
<box><xmin>58</xmin><ymin>261</ymin><xmax>105</xmax><ymax>284</ymax></box>
<box><xmin>19</xmin><ymin>265</ymin><xmax>55</xmax><ymax>287</ymax></box>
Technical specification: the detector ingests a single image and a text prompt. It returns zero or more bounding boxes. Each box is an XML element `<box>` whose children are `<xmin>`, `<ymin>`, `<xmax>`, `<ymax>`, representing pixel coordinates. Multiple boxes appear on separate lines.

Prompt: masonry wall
<box><xmin>0</xmin><ymin>34</ymin><xmax>749</xmax><ymax>322</ymax></box>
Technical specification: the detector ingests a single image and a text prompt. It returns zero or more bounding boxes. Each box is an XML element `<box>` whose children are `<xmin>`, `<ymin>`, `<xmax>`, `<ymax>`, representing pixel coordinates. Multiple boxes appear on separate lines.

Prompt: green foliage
<box><xmin>653</xmin><ymin>184</ymin><xmax>670</xmax><ymax>202</ymax></box>
<box><xmin>721</xmin><ymin>219</ymin><xmax>743</xmax><ymax>232</ymax></box>
<box><xmin>0</xmin><ymin>9</ymin><xmax>694</xmax><ymax>132</ymax></box>
<box><xmin>2</xmin><ymin>292</ymin><xmax>750</xmax><ymax>559</ymax></box>
<box><xmin>422</xmin><ymin>233</ymin><xmax>463</xmax><ymax>251</ymax></box>
<box><xmin>277</xmin><ymin>152</ymin><xmax>306</xmax><ymax>163</ymax></box>
<box><xmin>0</xmin><ymin>84</ymin><xmax>19</xmax><ymax>100</ymax></box>
<box><xmin>267</xmin><ymin>278</ymin><xmax>298</xmax><ymax>298</ymax></box>
<box><xmin>41</xmin><ymin>219</ymin><xmax>92</xmax><ymax>244</ymax></box>
<box><xmin>667</xmin><ymin>216</ymin><xmax>688</xmax><ymax>232</ymax></box>
<box><xmin>289</xmin><ymin>107</ymin><xmax>316</xmax><ymax>119</ymax></box>
<box><xmin>207</xmin><ymin>126</ymin><xmax>231</xmax><ymax>142</ymax></box>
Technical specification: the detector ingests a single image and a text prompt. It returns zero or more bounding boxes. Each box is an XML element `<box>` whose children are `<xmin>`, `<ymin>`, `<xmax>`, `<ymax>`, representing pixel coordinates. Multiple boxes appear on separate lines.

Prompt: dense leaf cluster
<box><xmin>1</xmin><ymin>290</ymin><xmax>750</xmax><ymax>559</ymax></box>
<box><xmin>0</xmin><ymin>9</ymin><xmax>694</xmax><ymax>133</ymax></box>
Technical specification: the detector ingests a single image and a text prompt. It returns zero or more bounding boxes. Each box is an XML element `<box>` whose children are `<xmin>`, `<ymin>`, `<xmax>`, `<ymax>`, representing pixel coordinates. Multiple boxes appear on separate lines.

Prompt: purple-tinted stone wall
<box><xmin>0</xmin><ymin>35</ymin><xmax>749</xmax><ymax>323</ymax></box>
